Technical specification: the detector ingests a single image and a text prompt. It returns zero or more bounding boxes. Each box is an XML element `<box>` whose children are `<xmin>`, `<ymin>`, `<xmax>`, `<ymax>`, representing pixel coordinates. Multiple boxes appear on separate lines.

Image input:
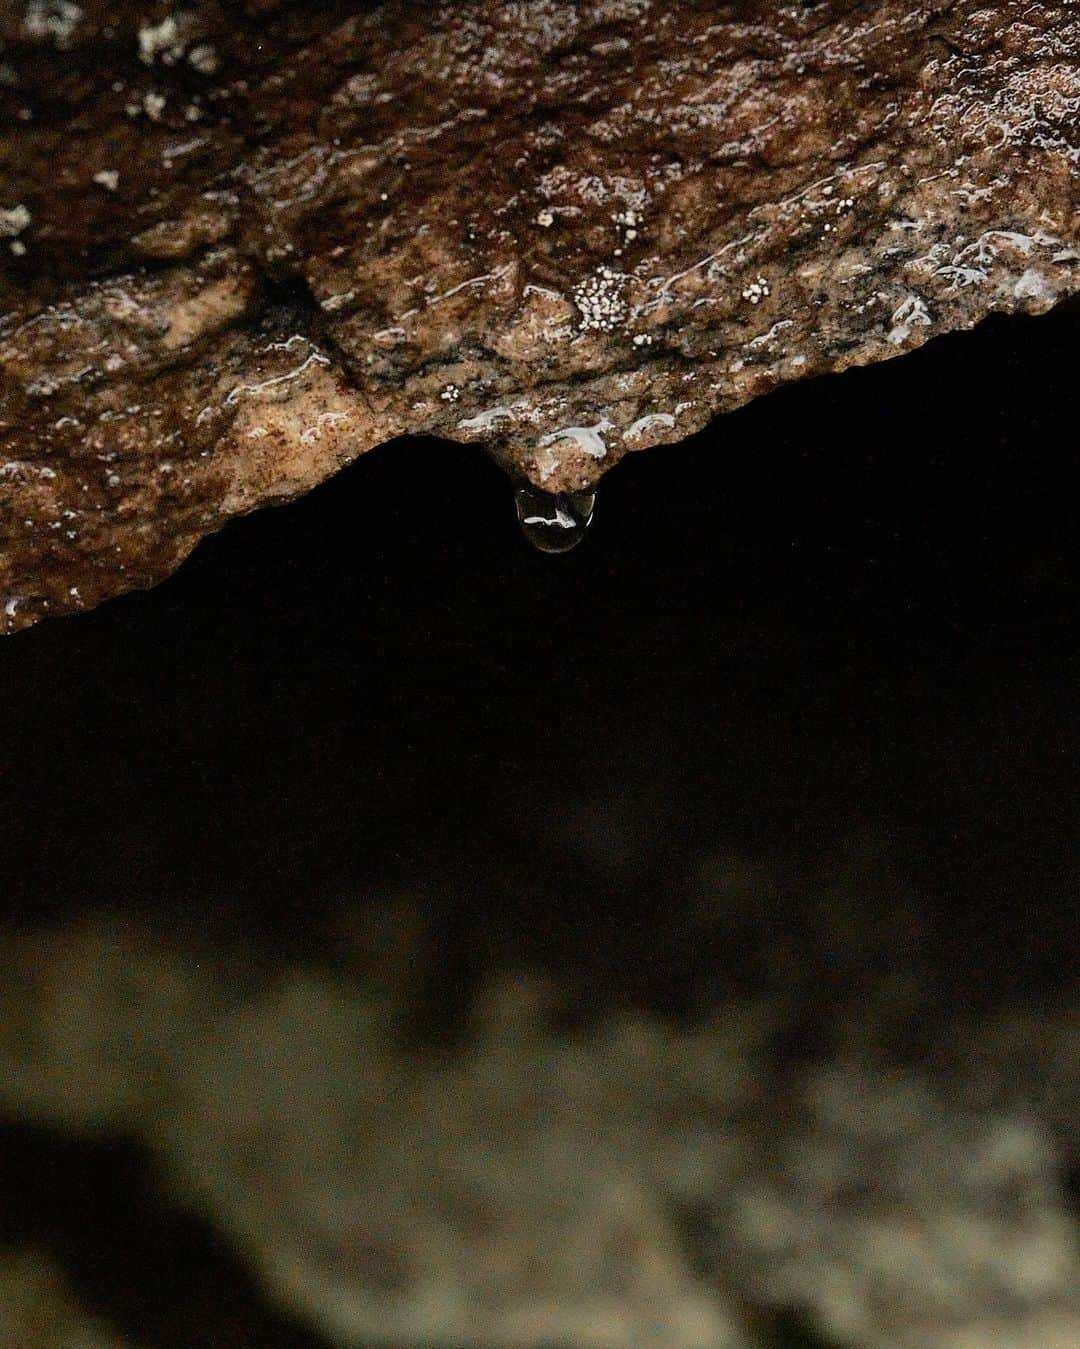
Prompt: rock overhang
<box><xmin>2</xmin><ymin>0</ymin><xmax>1080</xmax><ymax>631</ymax></box>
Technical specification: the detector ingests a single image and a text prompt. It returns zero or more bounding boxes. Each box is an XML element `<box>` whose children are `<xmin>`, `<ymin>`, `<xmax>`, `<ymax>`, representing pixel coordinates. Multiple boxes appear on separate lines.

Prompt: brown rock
<box><xmin>2</xmin><ymin>0</ymin><xmax>1079</xmax><ymax>631</ymax></box>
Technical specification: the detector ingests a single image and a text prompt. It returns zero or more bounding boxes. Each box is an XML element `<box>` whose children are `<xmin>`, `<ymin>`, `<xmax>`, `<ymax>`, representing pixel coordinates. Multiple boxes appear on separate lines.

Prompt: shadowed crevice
<box><xmin>0</xmin><ymin>1121</ymin><xmax>336</xmax><ymax>1349</ymax></box>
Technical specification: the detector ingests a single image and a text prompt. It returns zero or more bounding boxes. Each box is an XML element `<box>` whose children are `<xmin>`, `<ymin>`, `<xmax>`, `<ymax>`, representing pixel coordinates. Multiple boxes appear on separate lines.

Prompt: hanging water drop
<box><xmin>514</xmin><ymin>484</ymin><xmax>595</xmax><ymax>554</ymax></box>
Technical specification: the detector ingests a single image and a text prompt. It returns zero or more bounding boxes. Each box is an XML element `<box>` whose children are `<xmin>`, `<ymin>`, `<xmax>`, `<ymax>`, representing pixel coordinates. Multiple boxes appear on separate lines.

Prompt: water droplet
<box><xmin>514</xmin><ymin>485</ymin><xmax>595</xmax><ymax>554</ymax></box>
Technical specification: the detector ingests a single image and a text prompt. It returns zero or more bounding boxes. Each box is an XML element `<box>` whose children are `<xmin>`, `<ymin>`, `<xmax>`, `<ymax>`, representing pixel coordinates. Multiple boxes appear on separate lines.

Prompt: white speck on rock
<box><xmin>0</xmin><ymin>204</ymin><xmax>31</xmax><ymax>238</ymax></box>
<box><xmin>224</xmin><ymin>350</ymin><xmax>331</xmax><ymax>406</ymax></box>
<box><xmin>1014</xmin><ymin>269</ymin><xmax>1057</xmax><ymax>307</ymax></box>
<box><xmin>188</xmin><ymin>44</ymin><xmax>220</xmax><ymax>76</ymax></box>
<box><xmin>888</xmin><ymin>294</ymin><xmax>933</xmax><ymax>345</ymax></box>
<box><xmin>93</xmin><ymin>170</ymin><xmax>119</xmax><ymax>192</ymax></box>
<box><xmin>625</xmin><ymin>412</ymin><xmax>676</xmax><ymax>441</ymax></box>
<box><xmin>138</xmin><ymin>16</ymin><xmax>185</xmax><ymax>66</ymax></box>
<box><xmin>458</xmin><ymin>405</ymin><xmax>522</xmax><ymax>433</ymax></box>
<box><xmin>538</xmin><ymin>421</ymin><xmax>613</xmax><ymax>460</ymax></box>
<box><xmin>574</xmin><ymin>267</ymin><xmax>629</xmax><ymax>333</ymax></box>
<box><xmin>24</xmin><ymin>1</ymin><xmax>82</xmax><ymax>49</ymax></box>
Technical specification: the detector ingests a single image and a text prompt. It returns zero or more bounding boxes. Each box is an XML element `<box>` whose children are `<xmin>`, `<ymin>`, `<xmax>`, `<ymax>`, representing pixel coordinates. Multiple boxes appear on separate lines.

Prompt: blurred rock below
<box><xmin>0</xmin><ymin>1249</ymin><xmax>130</xmax><ymax>1349</ymax></box>
<box><xmin>0</xmin><ymin>838</ymin><xmax>1076</xmax><ymax>1349</ymax></box>
<box><xmin>4</xmin><ymin>0</ymin><xmax>1080</xmax><ymax>630</ymax></box>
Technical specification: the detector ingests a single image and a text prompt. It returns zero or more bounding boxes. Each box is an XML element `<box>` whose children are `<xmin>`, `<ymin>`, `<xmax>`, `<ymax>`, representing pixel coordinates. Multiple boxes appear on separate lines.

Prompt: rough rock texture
<box><xmin>1</xmin><ymin>840</ymin><xmax>1077</xmax><ymax>1349</ymax></box>
<box><xmin>2</xmin><ymin>0</ymin><xmax>1080</xmax><ymax>631</ymax></box>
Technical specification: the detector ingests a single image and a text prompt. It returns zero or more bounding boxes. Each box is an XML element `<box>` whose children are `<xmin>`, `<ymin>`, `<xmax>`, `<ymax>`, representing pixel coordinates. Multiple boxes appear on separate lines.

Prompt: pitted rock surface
<box><xmin>2</xmin><ymin>0</ymin><xmax>1080</xmax><ymax>631</ymax></box>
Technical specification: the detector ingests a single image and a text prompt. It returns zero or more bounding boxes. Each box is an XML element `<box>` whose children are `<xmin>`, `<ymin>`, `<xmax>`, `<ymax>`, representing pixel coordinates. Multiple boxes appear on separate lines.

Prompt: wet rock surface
<box><xmin>3</xmin><ymin>0</ymin><xmax>1080</xmax><ymax>630</ymax></box>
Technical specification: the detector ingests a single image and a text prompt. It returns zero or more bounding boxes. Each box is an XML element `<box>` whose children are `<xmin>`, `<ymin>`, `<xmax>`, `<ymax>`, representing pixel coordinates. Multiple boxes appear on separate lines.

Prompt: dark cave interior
<box><xmin>3</xmin><ymin>300</ymin><xmax>1079</xmax><ymax>939</ymax></box>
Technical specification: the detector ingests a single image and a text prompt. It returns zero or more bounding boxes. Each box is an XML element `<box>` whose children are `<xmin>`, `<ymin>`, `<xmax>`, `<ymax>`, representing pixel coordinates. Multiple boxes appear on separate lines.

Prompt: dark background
<box><xmin>2</xmin><ymin>301</ymin><xmax>1078</xmax><ymax>934</ymax></box>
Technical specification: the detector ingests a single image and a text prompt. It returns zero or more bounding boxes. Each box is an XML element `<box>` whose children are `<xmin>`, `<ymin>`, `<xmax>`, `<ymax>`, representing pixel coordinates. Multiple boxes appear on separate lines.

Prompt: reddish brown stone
<box><xmin>3</xmin><ymin>1</ymin><xmax>1079</xmax><ymax>631</ymax></box>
